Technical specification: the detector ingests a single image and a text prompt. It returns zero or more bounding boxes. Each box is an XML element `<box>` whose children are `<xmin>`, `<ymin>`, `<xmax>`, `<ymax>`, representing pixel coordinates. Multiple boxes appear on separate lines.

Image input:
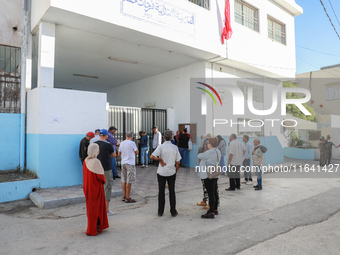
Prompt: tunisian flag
<box><xmin>221</xmin><ymin>0</ymin><xmax>233</xmax><ymax>43</ymax></box>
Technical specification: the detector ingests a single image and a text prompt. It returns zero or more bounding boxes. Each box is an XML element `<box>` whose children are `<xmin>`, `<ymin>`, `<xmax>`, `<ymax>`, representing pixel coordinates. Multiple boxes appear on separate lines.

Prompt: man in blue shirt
<box><xmin>242</xmin><ymin>135</ymin><xmax>253</xmax><ymax>185</ymax></box>
<box><xmin>108</xmin><ymin>126</ymin><xmax>120</xmax><ymax>179</ymax></box>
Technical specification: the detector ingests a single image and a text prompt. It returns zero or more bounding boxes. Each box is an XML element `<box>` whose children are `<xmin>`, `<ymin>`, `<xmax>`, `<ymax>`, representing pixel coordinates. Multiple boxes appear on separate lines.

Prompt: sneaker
<box><xmin>241</xmin><ymin>180</ymin><xmax>247</xmax><ymax>184</ymax></box>
<box><xmin>107</xmin><ymin>210</ymin><xmax>116</xmax><ymax>216</ymax></box>
<box><xmin>255</xmin><ymin>187</ymin><xmax>262</xmax><ymax>191</ymax></box>
<box><xmin>246</xmin><ymin>181</ymin><xmax>253</xmax><ymax>185</ymax></box>
<box><xmin>145</xmin><ymin>165</ymin><xmax>148</xmax><ymax>168</ymax></box>
<box><xmin>253</xmin><ymin>185</ymin><xmax>258</xmax><ymax>188</ymax></box>
<box><xmin>141</xmin><ymin>164</ymin><xmax>145</xmax><ymax>168</ymax></box>
<box><xmin>214</xmin><ymin>210</ymin><xmax>218</xmax><ymax>215</ymax></box>
<box><xmin>201</xmin><ymin>212</ymin><xmax>215</xmax><ymax>219</ymax></box>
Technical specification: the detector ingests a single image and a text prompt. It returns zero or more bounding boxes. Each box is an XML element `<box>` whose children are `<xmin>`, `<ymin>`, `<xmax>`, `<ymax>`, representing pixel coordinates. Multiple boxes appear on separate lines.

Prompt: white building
<box><xmin>0</xmin><ymin>0</ymin><xmax>303</xmax><ymax>201</ymax></box>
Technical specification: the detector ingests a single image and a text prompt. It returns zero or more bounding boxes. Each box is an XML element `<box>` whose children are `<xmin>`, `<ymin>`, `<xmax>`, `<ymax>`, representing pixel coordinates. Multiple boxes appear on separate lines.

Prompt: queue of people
<box><xmin>79</xmin><ymin>129</ymin><xmax>268</xmax><ymax>235</ymax></box>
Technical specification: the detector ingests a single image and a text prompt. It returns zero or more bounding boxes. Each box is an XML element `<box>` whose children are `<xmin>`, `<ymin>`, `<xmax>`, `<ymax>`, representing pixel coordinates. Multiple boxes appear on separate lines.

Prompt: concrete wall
<box><xmin>106</xmin><ymin>62</ymin><xmax>206</xmax><ymax>132</ymax></box>
<box><xmin>296</xmin><ymin>67</ymin><xmax>340</xmax><ymax>115</ymax></box>
<box><xmin>0</xmin><ymin>113</ymin><xmax>22</xmax><ymax>170</ymax></box>
<box><xmin>0</xmin><ymin>179</ymin><xmax>40</xmax><ymax>203</ymax></box>
<box><xmin>283</xmin><ymin>147</ymin><xmax>315</xmax><ymax>160</ymax></box>
<box><xmin>26</xmin><ymin>87</ymin><xmax>107</xmax><ymax>188</ymax></box>
<box><xmin>226</xmin><ymin>0</ymin><xmax>299</xmax><ymax>77</ymax></box>
<box><xmin>0</xmin><ymin>0</ymin><xmax>23</xmax><ymax>47</ymax></box>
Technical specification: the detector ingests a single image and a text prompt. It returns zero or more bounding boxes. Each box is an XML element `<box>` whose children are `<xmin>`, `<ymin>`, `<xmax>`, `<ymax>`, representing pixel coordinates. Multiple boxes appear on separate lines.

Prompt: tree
<box><xmin>283</xmin><ymin>82</ymin><xmax>316</xmax><ymax>122</ymax></box>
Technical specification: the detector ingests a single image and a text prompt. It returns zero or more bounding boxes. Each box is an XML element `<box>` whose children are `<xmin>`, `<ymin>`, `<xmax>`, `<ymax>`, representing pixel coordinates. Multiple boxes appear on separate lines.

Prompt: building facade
<box><xmin>0</xmin><ymin>0</ymin><xmax>303</xmax><ymax>202</ymax></box>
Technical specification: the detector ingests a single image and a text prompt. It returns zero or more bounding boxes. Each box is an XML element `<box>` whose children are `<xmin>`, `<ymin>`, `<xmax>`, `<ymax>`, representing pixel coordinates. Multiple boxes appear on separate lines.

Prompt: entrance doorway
<box><xmin>108</xmin><ymin>106</ymin><xmax>167</xmax><ymax>165</ymax></box>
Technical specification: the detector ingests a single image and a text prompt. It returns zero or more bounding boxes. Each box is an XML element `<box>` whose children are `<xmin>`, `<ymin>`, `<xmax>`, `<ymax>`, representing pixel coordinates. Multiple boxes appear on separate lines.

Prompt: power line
<box><xmin>319</xmin><ymin>0</ymin><xmax>340</xmax><ymax>40</ymax></box>
<box><xmin>296</xmin><ymin>45</ymin><xmax>340</xmax><ymax>57</ymax></box>
<box><xmin>297</xmin><ymin>54</ymin><xmax>340</xmax><ymax>77</ymax></box>
<box><xmin>328</xmin><ymin>0</ymin><xmax>340</xmax><ymax>27</ymax></box>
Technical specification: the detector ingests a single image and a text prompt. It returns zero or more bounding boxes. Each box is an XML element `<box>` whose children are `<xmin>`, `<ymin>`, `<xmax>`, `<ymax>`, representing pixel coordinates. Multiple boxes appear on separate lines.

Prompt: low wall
<box><xmin>0</xmin><ymin>113</ymin><xmax>22</xmax><ymax>171</ymax></box>
<box><xmin>283</xmin><ymin>147</ymin><xmax>315</xmax><ymax>160</ymax></box>
<box><xmin>0</xmin><ymin>179</ymin><xmax>40</xmax><ymax>203</ymax></box>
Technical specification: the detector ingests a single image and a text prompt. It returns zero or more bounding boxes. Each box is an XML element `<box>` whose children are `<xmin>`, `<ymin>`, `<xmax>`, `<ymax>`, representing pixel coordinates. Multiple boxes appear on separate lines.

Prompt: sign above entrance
<box><xmin>121</xmin><ymin>0</ymin><xmax>196</xmax><ymax>36</ymax></box>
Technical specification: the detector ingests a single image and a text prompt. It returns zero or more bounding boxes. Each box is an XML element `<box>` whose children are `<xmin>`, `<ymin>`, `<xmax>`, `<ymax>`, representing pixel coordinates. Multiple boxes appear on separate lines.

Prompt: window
<box><xmin>234</xmin><ymin>0</ymin><xmax>259</xmax><ymax>31</ymax></box>
<box><xmin>267</xmin><ymin>16</ymin><xmax>286</xmax><ymax>44</ymax></box>
<box><xmin>308</xmin><ymin>131</ymin><xmax>321</xmax><ymax>141</ymax></box>
<box><xmin>0</xmin><ymin>45</ymin><xmax>21</xmax><ymax>113</ymax></box>
<box><xmin>237</xmin><ymin>118</ymin><xmax>264</xmax><ymax>137</ymax></box>
<box><xmin>326</xmin><ymin>86</ymin><xmax>339</xmax><ymax>100</ymax></box>
<box><xmin>237</xmin><ymin>81</ymin><xmax>263</xmax><ymax>103</ymax></box>
<box><xmin>188</xmin><ymin>0</ymin><xmax>210</xmax><ymax>10</ymax></box>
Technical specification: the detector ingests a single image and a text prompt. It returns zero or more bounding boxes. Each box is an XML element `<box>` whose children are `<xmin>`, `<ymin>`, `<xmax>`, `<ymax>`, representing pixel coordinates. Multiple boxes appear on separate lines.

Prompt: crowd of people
<box><xmin>79</xmin><ymin>127</ymin><xmax>269</xmax><ymax>235</ymax></box>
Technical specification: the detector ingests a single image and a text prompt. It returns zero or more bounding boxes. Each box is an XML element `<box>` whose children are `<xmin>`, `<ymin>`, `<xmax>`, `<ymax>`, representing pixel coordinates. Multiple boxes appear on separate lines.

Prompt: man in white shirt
<box><xmin>226</xmin><ymin>134</ymin><xmax>245</xmax><ymax>191</ymax></box>
<box><xmin>118</xmin><ymin>131</ymin><xmax>139</xmax><ymax>203</ymax></box>
<box><xmin>151</xmin><ymin>130</ymin><xmax>181</xmax><ymax>217</ymax></box>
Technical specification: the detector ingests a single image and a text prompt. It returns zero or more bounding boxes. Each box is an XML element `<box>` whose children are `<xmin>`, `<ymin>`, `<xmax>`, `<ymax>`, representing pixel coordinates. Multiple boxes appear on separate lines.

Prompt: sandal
<box><xmin>125</xmin><ymin>197</ymin><xmax>136</xmax><ymax>203</ymax></box>
<box><xmin>122</xmin><ymin>197</ymin><xmax>126</xmax><ymax>202</ymax></box>
<box><xmin>197</xmin><ymin>200</ymin><xmax>207</xmax><ymax>206</ymax></box>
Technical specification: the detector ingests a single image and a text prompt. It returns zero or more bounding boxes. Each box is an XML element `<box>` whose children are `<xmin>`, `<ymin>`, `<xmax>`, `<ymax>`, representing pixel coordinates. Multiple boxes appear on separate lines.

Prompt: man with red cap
<box><xmin>79</xmin><ymin>132</ymin><xmax>95</xmax><ymax>164</ymax></box>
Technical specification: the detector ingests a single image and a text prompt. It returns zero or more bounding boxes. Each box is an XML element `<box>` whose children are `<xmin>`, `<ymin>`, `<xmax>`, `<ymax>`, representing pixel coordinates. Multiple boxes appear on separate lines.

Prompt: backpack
<box><xmin>259</xmin><ymin>145</ymin><xmax>267</xmax><ymax>153</ymax></box>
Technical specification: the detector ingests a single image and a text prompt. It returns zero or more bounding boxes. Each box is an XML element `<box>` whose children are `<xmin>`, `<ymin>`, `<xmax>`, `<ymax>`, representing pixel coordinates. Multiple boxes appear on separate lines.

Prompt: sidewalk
<box><xmin>28</xmin><ymin>158</ymin><xmax>305</xmax><ymax>209</ymax></box>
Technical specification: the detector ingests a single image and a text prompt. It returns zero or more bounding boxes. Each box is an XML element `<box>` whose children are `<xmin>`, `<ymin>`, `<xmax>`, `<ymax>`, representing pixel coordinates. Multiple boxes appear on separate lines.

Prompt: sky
<box><xmin>295</xmin><ymin>0</ymin><xmax>340</xmax><ymax>74</ymax></box>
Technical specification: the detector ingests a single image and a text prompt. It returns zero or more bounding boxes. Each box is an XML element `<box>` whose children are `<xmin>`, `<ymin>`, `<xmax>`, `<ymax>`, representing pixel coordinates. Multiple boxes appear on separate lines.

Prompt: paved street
<box><xmin>1</xmin><ymin>159</ymin><xmax>340</xmax><ymax>255</ymax></box>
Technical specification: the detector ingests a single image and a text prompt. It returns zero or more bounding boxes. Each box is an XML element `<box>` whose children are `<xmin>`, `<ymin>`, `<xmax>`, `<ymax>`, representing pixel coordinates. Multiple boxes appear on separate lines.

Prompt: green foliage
<box><xmin>286</xmin><ymin>130</ymin><xmax>312</xmax><ymax>148</ymax></box>
<box><xmin>283</xmin><ymin>82</ymin><xmax>316</xmax><ymax>122</ymax></box>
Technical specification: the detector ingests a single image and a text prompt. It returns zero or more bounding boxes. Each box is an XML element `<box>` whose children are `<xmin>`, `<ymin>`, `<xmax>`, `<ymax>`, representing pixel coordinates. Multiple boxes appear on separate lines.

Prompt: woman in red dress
<box><xmin>83</xmin><ymin>143</ymin><xmax>109</xmax><ymax>236</ymax></box>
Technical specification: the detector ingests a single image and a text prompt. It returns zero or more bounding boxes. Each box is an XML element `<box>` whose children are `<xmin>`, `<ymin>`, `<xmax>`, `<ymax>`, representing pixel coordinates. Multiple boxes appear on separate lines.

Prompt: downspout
<box><xmin>20</xmin><ymin>0</ymin><xmax>32</xmax><ymax>170</ymax></box>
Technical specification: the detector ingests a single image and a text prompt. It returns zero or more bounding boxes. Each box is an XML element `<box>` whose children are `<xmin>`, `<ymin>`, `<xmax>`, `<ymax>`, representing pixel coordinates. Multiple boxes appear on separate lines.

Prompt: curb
<box><xmin>29</xmin><ymin>190</ymin><xmax>123</xmax><ymax>209</ymax></box>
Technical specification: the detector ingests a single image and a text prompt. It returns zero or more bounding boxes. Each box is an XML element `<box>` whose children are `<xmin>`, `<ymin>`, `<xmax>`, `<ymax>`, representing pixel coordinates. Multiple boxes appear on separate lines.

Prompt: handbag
<box><xmin>206</xmin><ymin>149</ymin><xmax>222</xmax><ymax>179</ymax></box>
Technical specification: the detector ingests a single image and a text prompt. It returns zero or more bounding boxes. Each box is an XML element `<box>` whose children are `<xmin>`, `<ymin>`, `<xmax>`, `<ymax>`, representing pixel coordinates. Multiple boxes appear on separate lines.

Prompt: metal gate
<box><xmin>108</xmin><ymin>106</ymin><xmax>167</xmax><ymax>165</ymax></box>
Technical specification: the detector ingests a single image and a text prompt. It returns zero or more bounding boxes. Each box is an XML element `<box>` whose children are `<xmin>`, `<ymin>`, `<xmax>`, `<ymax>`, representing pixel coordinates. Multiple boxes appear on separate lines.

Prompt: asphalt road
<box><xmin>1</xmin><ymin>167</ymin><xmax>340</xmax><ymax>255</ymax></box>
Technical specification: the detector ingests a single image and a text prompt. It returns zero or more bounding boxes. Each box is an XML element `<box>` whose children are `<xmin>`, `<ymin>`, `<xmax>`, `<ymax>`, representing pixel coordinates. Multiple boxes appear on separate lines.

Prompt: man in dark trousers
<box><xmin>79</xmin><ymin>132</ymin><xmax>95</xmax><ymax>164</ymax></box>
<box><xmin>95</xmin><ymin>129</ymin><xmax>116</xmax><ymax>216</ymax></box>
<box><xmin>151</xmin><ymin>130</ymin><xmax>181</xmax><ymax>217</ymax></box>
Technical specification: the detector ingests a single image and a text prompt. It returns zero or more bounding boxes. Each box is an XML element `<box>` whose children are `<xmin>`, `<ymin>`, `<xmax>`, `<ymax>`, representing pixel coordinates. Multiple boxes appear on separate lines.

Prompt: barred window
<box><xmin>0</xmin><ymin>45</ymin><xmax>21</xmax><ymax>113</ymax></box>
<box><xmin>237</xmin><ymin>81</ymin><xmax>263</xmax><ymax>103</ymax></box>
<box><xmin>234</xmin><ymin>0</ymin><xmax>259</xmax><ymax>32</ymax></box>
<box><xmin>237</xmin><ymin>118</ymin><xmax>264</xmax><ymax>137</ymax></box>
<box><xmin>188</xmin><ymin>0</ymin><xmax>210</xmax><ymax>10</ymax></box>
<box><xmin>308</xmin><ymin>131</ymin><xmax>321</xmax><ymax>141</ymax></box>
<box><xmin>268</xmin><ymin>16</ymin><xmax>286</xmax><ymax>45</ymax></box>
<box><xmin>326</xmin><ymin>86</ymin><xmax>339</xmax><ymax>100</ymax></box>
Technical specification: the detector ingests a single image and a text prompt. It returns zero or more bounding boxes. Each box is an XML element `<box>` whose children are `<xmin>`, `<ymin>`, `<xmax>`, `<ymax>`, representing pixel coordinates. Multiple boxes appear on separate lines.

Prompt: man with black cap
<box><xmin>95</xmin><ymin>129</ymin><xmax>116</xmax><ymax>216</ymax></box>
<box><xmin>108</xmin><ymin>126</ymin><xmax>120</xmax><ymax>179</ymax></box>
<box><xmin>79</xmin><ymin>132</ymin><xmax>95</xmax><ymax>164</ymax></box>
<box><xmin>152</xmin><ymin>126</ymin><xmax>162</xmax><ymax>165</ymax></box>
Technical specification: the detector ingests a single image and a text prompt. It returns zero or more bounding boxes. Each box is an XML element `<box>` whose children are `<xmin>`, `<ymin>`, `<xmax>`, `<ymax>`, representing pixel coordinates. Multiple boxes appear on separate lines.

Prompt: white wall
<box><xmin>0</xmin><ymin>0</ymin><xmax>23</xmax><ymax>47</ymax></box>
<box><xmin>204</xmin><ymin>62</ymin><xmax>283</xmax><ymax>140</ymax></box>
<box><xmin>27</xmin><ymin>87</ymin><xmax>107</xmax><ymax>134</ymax></box>
<box><xmin>106</xmin><ymin>62</ymin><xmax>205</xmax><ymax>131</ymax></box>
<box><xmin>227</xmin><ymin>0</ymin><xmax>298</xmax><ymax>78</ymax></box>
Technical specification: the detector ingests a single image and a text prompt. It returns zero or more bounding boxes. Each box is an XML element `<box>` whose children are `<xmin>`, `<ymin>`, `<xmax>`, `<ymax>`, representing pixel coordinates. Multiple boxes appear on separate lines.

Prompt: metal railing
<box><xmin>108</xmin><ymin>106</ymin><xmax>167</xmax><ymax>165</ymax></box>
<box><xmin>0</xmin><ymin>45</ymin><xmax>21</xmax><ymax>113</ymax></box>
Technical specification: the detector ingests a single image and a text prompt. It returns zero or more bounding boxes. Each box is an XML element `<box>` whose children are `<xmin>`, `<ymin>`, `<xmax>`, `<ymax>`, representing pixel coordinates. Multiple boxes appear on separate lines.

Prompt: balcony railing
<box><xmin>188</xmin><ymin>0</ymin><xmax>210</xmax><ymax>10</ymax></box>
